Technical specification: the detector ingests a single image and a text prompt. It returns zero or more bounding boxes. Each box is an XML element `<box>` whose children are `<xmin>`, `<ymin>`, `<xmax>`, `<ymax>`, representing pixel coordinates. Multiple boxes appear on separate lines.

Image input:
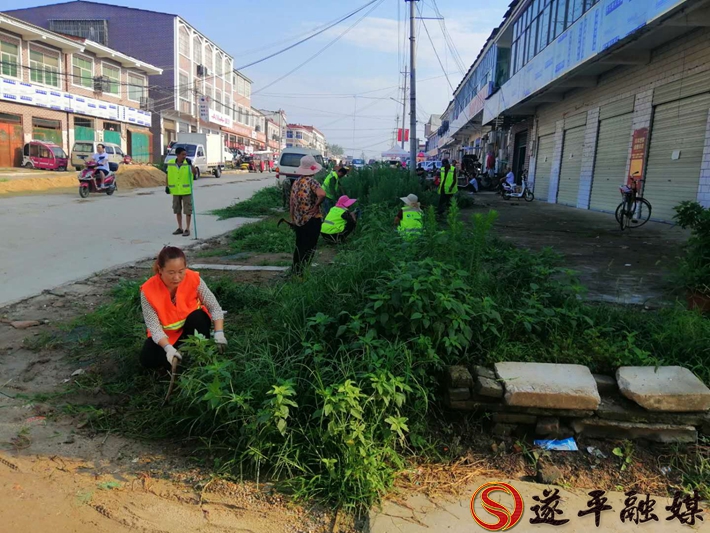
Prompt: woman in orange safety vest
<box><xmin>139</xmin><ymin>246</ymin><xmax>227</xmax><ymax>370</ymax></box>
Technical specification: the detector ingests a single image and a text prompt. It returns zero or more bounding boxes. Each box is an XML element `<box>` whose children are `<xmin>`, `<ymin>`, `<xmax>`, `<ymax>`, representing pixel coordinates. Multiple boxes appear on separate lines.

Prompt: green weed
<box><xmin>213</xmin><ymin>186</ymin><xmax>284</xmax><ymax>219</ymax></box>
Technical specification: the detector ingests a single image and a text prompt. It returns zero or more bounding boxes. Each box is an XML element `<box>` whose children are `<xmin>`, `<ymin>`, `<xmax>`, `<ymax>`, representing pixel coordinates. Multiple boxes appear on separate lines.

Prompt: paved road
<box><xmin>0</xmin><ymin>172</ymin><xmax>276</xmax><ymax>307</ymax></box>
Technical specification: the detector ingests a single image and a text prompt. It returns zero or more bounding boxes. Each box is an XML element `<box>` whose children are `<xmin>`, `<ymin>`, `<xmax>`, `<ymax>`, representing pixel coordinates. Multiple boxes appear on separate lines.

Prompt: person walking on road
<box><xmin>323</xmin><ymin>166</ymin><xmax>348</xmax><ymax>215</ymax></box>
<box><xmin>290</xmin><ymin>155</ymin><xmax>326</xmax><ymax>276</ymax></box>
<box><xmin>139</xmin><ymin>246</ymin><xmax>227</xmax><ymax>372</ymax></box>
<box><xmin>437</xmin><ymin>159</ymin><xmax>458</xmax><ymax>217</ymax></box>
<box><xmin>165</xmin><ymin>147</ymin><xmax>196</xmax><ymax>237</ymax></box>
<box><xmin>321</xmin><ymin>195</ymin><xmax>358</xmax><ymax>244</ymax></box>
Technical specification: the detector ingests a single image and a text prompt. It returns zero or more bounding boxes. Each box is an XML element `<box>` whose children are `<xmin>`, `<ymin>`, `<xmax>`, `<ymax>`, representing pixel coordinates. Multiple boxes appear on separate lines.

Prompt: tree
<box><xmin>328</xmin><ymin>144</ymin><xmax>344</xmax><ymax>156</ymax></box>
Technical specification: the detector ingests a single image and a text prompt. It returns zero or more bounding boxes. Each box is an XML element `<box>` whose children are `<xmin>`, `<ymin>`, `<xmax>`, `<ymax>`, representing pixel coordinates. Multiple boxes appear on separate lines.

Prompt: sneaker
<box><xmin>172</xmin><ymin>228</ymin><xmax>183</xmax><ymax>235</ymax></box>
<box><xmin>183</xmin><ymin>229</ymin><xmax>190</xmax><ymax>237</ymax></box>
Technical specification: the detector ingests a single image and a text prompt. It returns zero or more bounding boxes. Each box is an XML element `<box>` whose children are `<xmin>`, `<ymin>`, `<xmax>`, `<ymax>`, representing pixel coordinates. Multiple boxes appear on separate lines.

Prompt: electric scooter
<box><xmin>78</xmin><ymin>160</ymin><xmax>117</xmax><ymax>198</ymax></box>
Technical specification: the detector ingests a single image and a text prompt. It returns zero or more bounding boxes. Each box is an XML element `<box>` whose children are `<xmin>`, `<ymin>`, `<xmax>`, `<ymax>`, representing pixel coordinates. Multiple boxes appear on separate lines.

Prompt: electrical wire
<box><xmin>252</xmin><ymin>0</ymin><xmax>386</xmax><ymax>95</ymax></box>
<box><xmin>236</xmin><ymin>0</ymin><xmax>379</xmax><ymax>70</ymax></box>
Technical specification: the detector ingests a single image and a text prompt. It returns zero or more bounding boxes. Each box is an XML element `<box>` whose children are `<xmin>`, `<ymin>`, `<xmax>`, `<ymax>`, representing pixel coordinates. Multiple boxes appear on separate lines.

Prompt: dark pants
<box><xmin>321</xmin><ymin>218</ymin><xmax>356</xmax><ymax>244</ymax></box>
<box><xmin>438</xmin><ymin>193</ymin><xmax>454</xmax><ymax>215</ymax></box>
<box><xmin>293</xmin><ymin>217</ymin><xmax>323</xmax><ymax>275</ymax></box>
<box><xmin>139</xmin><ymin>309</ymin><xmax>211</xmax><ymax>370</ymax></box>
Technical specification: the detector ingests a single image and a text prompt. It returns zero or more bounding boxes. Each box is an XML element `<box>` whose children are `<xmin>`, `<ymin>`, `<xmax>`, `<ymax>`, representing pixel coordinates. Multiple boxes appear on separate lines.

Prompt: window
<box><xmin>295</xmin><ymin>131</ymin><xmax>303</xmax><ymax>139</ymax></box>
<box><xmin>205</xmin><ymin>85</ymin><xmax>213</xmax><ymax>108</ymax></box>
<box><xmin>193</xmin><ymin>36</ymin><xmax>202</xmax><ymax>67</ymax></box>
<box><xmin>216</xmin><ymin>53</ymin><xmax>223</xmax><ymax>76</ymax></box>
<box><xmin>73</xmin><ymin>142</ymin><xmax>94</xmax><ymax>152</ymax></box>
<box><xmin>179</xmin><ymin>71</ymin><xmax>190</xmax><ymax>99</ymax></box>
<box><xmin>102</xmin><ymin>63</ymin><xmax>120</xmax><ymax>95</ymax></box>
<box><xmin>179</xmin><ymin>26</ymin><xmax>190</xmax><ymax>57</ymax></box>
<box><xmin>30</xmin><ymin>49</ymin><xmax>60</xmax><ymax>87</ymax></box>
<box><xmin>104</xmin><ymin>145</ymin><xmax>114</xmax><ymax>154</ymax></box>
<box><xmin>245</xmin><ymin>81</ymin><xmax>251</xmax><ymax>98</ymax></box>
<box><xmin>215</xmin><ymin>90</ymin><xmax>222</xmax><ymax>113</ymax></box>
<box><xmin>114</xmin><ymin>146</ymin><xmax>124</xmax><ymax>156</ymax></box>
<box><xmin>237</xmin><ymin>76</ymin><xmax>245</xmax><ymax>96</ymax></box>
<box><xmin>224</xmin><ymin>95</ymin><xmax>231</xmax><ymax>117</ymax></box>
<box><xmin>205</xmin><ymin>44</ymin><xmax>213</xmax><ymax>72</ymax></box>
<box><xmin>127</xmin><ymin>73</ymin><xmax>145</xmax><ymax>102</ymax></box>
<box><xmin>75</xmin><ymin>117</ymin><xmax>93</xmax><ymax>129</ymax></box>
<box><xmin>72</xmin><ymin>55</ymin><xmax>93</xmax><ymax>87</ymax></box>
<box><xmin>1</xmin><ymin>40</ymin><xmax>18</xmax><ymax>78</ymax></box>
<box><xmin>197</xmin><ymin>147</ymin><xmax>204</xmax><ymax>157</ymax></box>
<box><xmin>286</xmin><ymin>130</ymin><xmax>293</xmax><ymax>138</ymax></box>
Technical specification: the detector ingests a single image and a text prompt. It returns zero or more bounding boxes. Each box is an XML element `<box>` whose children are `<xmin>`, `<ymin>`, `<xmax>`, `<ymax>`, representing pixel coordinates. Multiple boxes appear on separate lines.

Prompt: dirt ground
<box><xmin>0</xmin><ymin>212</ymin><xmax>701</xmax><ymax>532</ymax></box>
<box><xmin>470</xmin><ymin>192</ymin><xmax>689</xmax><ymax>306</ymax></box>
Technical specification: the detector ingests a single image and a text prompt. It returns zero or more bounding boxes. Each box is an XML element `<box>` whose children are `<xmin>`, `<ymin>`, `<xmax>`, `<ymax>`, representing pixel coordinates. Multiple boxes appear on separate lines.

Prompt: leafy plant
<box><xmin>673</xmin><ymin>201</ymin><xmax>710</xmax><ymax>295</ymax></box>
<box><xmin>213</xmin><ymin>186</ymin><xmax>284</xmax><ymax>219</ymax></box>
<box><xmin>612</xmin><ymin>440</ymin><xmax>635</xmax><ymax>471</ymax></box>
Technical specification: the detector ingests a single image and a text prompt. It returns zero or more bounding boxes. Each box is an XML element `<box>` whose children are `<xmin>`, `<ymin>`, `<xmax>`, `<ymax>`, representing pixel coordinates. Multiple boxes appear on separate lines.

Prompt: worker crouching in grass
<box><xmin>395</xmin><ymin>193</ymin><xmax>423</xmax><ymax>240</ymax></box>
<box><xmin>139</xmin><ymin>246</ymin><xmax>227</xmax><ymax>372</ymax></box>
<box><xmin>321</xmin><ymin>195</ymin><xmax>358</xmax><ymax>244</ymax></box>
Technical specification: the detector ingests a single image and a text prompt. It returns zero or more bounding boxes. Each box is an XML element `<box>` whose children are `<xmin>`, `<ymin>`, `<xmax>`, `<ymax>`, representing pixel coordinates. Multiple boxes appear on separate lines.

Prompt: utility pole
<box><xmin>408</xmin><ymin>0</ymin><xmax>418</xmax><ymax>175</ymax></box>
<box><xmin>400</xmin><ymin>67</ymin><xmax>407</xmax><ymax>150</ymax></box>
<box><xmin>352</xmin><ymin>95</ymin><xmax>357</xmax><ymax>158</ymax></box>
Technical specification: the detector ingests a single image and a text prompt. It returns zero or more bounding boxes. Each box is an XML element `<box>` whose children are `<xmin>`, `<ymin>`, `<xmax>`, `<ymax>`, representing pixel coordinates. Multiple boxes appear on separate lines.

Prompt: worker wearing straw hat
<box><xmin>289</xmin><ymin>155</ymin><xmax>326</xmax><ymax>275</ymax></box>
<box><xmin>395</xmin><ymin>194</ymin><xmax>423</xmax><ymax>239</ymax></box>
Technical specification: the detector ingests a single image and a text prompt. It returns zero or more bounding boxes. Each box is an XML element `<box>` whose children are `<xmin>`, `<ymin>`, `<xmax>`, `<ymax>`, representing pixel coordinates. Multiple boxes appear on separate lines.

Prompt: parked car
<box><xmin>276</xmin><ymin>147</ymin><xmax>325</xmax><ymax>186</ymax></box>
<box><xmin>421</xmin><ymin>160</ymin><xmax>443</xmax><ymax>176</ymax></box>
<box><xmin>351</xmin><ymin>158</ymin><xmax>366</xmax><ymax>170</ymax></box>
<box><xmin>22</xmin><ymin>140</ymin><xmax>68</xmax><ymax>171</ymax></box>
<box><xmin>71</xmin><ymin>141</ymin><xmax>124</xmax><ymax>171</ymax></box>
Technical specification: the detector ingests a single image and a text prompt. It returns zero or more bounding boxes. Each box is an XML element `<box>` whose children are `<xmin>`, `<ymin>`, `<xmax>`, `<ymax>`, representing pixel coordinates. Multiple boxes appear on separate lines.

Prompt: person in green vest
<box><xmin>437</xmin><ymin>158</ymin><xmax>458</xmax><ymax>217</ymax></box>
<box><xmin>321</xmin><ymin>195</ymin><xmax>358</xmax><ymax>244</ymax></box>
<box><xmin>322</xmin><ymin>167</ymin><xmax>349</xmax><ymax>215</ymax></box>
<box><xmin>395</xmin><ymin>194</ymin><xmax>423</xmax><ymax>239</ymax></box>
<box><xmin>165</xmin><ymin>147</ymin><xmax>196</xmax><ymax>237</ymax></box>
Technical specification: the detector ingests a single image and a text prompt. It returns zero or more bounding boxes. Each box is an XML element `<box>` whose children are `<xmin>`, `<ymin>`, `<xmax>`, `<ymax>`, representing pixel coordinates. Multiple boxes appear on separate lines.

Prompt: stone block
<box><xmin>536</xmin><ymin>417</ymin><xmax>560</xmax><ymax>436</ymax></box>
<box><xmin>617</xmin><ymin>366</ymin><xmax>710</xmax><ymax>412</ymax></box>
<box><xmin>448</xmin><ymin>388</ymin><xmax>471</xmax><ymax>402</ymax></box>
<box><xmin>493</xmin><ymin>413</ymin><xmax>537</xmax><ymax>425</ymax></box>
<box><xmin>492</xmin><ymin>423</ymin><xmax>516</xmax><ymax>437</ymax></box>
<box><xmin>536</xmin><ymin>464</ymin><xmax>562</xmax><ymax>485</ymax></box>
<box><xmin>571</xmin><ymin>419</ymin><xmax>697</xmax><ymax>443</ymax></box>
<box><xmin>472</xmin><ymin>365</ymin><xmax>496</xmax><ymax>380</ymax></box>
<box><xmin>447</xmin><ymin>365</ymin><xmax>474</xmax><ymax>389</ymax></box>
<box><xmin>593</xmin><ymin>374</ymin><xmax>618</xmax><ymax>395</ymax></box>
<box><xmin>495</xmin><ymin>362</ymin><xmax>600</xmax><ymax>410</ymax></box>
<box><xmin>477</xmin><ymin>376</ymin><xmax>504</xmax><ymax>398</ymax></box>
<box><xmin>597</xmin><ymin>395</ymin><xmax>707</xmax><ymax>425</ymax></box>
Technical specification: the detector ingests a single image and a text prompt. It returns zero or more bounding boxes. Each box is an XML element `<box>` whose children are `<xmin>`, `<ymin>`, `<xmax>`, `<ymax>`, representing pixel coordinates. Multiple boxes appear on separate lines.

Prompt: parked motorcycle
<box><xmin>502</xmin><ymin>172</ymin><xmax>534</xmax><ymax>202</ymax></box>
<box><xmin>78</xmin><ymin>160</ymin><xmax>117</xmax><ymax>198</ymax></box>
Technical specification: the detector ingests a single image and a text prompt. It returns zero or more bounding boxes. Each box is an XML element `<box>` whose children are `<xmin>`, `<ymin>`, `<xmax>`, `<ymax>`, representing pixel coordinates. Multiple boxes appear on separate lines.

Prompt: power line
<box><xmin>252</xmin><ymin>0</ymin><xmax>386</xmax><ymax>95</ymax></box>
<box><xmin>235</xmin><ymin>0</ymin><xmax>379</xmax><ymax>70</ymax></box>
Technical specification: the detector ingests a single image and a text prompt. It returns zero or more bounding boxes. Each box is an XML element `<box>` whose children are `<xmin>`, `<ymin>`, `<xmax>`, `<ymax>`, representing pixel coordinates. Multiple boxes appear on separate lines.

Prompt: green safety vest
<box><xmin>323</xmin><ymin>171</ymin><xmax>339</xmax><ymax>200</ymax></box>
<box><xmin>439</xmin><ymin>167</ymin><xmax>458</xmax><ymax>195</ymax></box>
<box><xmin>398</xmin><ymin>207</ymin><xmax>423</xmax><ymax>239</ymax></box>
<box><xmin>167</xmin><ymin>161</ymin><xmax>193</xmax><ymax>196</ymax></box>
<box><xmin>321</xmin><ymin>206</ymin><xmax>347</xmax><ymax>234</ymax></box>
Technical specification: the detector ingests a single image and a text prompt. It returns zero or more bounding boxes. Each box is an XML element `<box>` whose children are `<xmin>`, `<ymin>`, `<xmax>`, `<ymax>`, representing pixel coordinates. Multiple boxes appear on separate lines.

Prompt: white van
<box><xmin>276</xmin><ymin>147</ymin><xmax>325</xmax><ymax>186</ymax></box>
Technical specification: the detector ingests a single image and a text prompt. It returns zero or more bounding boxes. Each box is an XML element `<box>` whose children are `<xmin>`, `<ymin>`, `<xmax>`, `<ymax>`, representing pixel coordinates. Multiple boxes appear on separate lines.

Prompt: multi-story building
<box><xmin>265</xmin><ymin>118</ymin><xmax>281</xmax><ymax>155</ymax></box>
<box><xmin>437</xmin><ymin>0</ymin><xmax>710</xmax><ymax>222</ymax></box>
<box><xmin>0</xmin><ymin>12</ymin><xmax>160</xmax><ymax>166</ymax></box>
<box><xmin>8</xmin><ymin>1</ymin><xmax>256</xmax><ymax>160</ymax></box>
<box><xmin>424</xmin><ymin>115</ymin><xmax>442</xmax><ymax>158</ymax></box>
<box><xmin>260</xmin><ymin>109</ymin><xmax>287</xmax><ymax>152</ymax></box>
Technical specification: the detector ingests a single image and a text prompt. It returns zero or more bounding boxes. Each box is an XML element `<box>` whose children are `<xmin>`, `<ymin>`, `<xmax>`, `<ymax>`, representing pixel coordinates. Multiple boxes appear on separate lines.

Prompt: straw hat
<box><xmin>400</xmin><ymin>194</ymin><xmax>420</xmax><ymax>207</ymax></box>
<box><xmin>294</xmin><ymin>155</ymin><xmax>323</xmax><ymax>176</ymax></box>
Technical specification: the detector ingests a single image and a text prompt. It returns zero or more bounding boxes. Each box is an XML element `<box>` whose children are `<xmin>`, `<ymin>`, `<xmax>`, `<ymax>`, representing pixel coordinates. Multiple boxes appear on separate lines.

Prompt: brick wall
<box><xmin>0</xmin><ymin>100</ymin><xmax>67</xmax><ymax>150</ymax></box>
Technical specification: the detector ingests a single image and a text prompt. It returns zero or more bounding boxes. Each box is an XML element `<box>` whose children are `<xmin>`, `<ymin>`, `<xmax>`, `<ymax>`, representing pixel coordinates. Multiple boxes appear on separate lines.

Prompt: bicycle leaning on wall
<box><xmin>616</xmin><ymin>171</ymin><xmax>652</xmax><ymax>231</ymax></box>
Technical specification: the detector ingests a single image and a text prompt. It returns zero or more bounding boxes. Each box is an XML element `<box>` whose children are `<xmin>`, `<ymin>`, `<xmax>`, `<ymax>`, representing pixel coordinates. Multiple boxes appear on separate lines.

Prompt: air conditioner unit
<box><xmin>197</xmin><ymin>65</ymin><xmax>209</xmax><ymax>78</ymax></box>
<box><xmin>140</xmin><ymin>96</ymin><xmax>154</xmax><ymax>111</ymax></box>
<box><xmin>93</xmin><ymin>75</ymin><xmax>109</xmax><ymax>92</ymax></box>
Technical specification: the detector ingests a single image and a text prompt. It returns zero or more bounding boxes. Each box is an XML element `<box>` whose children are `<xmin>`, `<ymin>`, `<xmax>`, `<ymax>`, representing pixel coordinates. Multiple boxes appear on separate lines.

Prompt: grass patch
<box><xmin>63</xmin><ymin>170</ymin><xmax>710</xmax><ymax>512</ymax></box>
<box><xmin>213</xmin><ymin>186</ymin><xmax>284</xmax><ymax>219</ymax></box>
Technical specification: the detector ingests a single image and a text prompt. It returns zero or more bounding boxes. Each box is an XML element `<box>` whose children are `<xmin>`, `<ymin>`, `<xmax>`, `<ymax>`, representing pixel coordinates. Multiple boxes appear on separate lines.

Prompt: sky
<box><xmin>5</xmin><ymin>0</ymin><xmax>510</xmax><ymax>158</ymax></box>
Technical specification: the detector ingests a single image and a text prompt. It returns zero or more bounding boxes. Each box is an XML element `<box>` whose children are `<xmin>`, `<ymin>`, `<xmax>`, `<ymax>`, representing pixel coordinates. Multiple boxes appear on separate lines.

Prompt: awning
<box><xmin>381</xmin><ymin>146</ymin><xmax>409</xmax><ymax>158</ymax></box>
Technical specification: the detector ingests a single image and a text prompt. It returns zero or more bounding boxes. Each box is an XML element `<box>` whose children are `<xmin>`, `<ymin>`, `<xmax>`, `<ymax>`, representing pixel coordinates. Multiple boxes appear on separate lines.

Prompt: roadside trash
<box><xmin>71</xmin><ymin>369</ymin><xmax>85</xmax><ymax>377</ymax></box>
<box><xmin>586</xmin><ymin>446</ymin><xmax>607</xmax><ymax>459</ymax></box>
<box><xmin>625</xmin><ymin>264</ymin><xmax>632</xmax><ymax>267</ymax></box>
<box><xmin>534</xmin><ymin>438</ymin><xmax>579</xmax><ymax>451</ymax></box>
<box><xmin>660</xmin><ymin>466</ymin><xmax>672</xmax><ymax>476</ymax></box>
<box><xmin>26</xmin><ymin>416</ymin><xmax>46</xmax><ymax>424</ymax></box>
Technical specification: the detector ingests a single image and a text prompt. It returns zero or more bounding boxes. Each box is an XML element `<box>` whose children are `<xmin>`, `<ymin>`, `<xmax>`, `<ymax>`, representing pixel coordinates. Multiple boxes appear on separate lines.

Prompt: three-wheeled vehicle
<box><xmin>22</xmin><ymin>140</ymin><xmax>69</xmax><ymax>171</ymax></box>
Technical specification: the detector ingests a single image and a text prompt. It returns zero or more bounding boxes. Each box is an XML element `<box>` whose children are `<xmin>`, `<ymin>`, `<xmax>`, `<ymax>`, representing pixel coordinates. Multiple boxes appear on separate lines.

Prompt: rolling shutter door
<box><xmin>129</xmin><ymin>130</ymin><xmax>150</xmax><ymax>163</ymax></box>
<box><xmin>557</xmin><ymin>126</ymin><xmax>585</xmax><ymax>206</ymax></box>
<box><xmin>590</xmin><ymin>113</ymin><xmax>633</xmax><ymax>213</ymax></box>
<box><xmin>534</xmin><ymin>134</ymin><xmax>555</xmax><ymax>201</ymax></box>
<box><xmin>644</xmin><ymin>93</ymin><xmax>710</xmax><ymax>222</ymax></box>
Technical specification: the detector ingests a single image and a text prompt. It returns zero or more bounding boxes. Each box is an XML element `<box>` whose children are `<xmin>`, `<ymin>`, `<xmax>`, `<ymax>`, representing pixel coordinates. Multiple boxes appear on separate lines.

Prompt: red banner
<box><xmin>397</xmin><ymin>128</ymin><xmax>409</xmax><ymax>142</ymax></box>
<box><xmin>627</xmin><ymin>127</ymin><xmax>649</xmax><ymax>186</ymax></box>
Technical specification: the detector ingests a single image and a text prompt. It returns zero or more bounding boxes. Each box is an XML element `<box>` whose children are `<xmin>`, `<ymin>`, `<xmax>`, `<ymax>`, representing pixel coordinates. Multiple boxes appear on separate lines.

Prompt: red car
<box><xmin>21</xmin><ymin>140</ymin><xmax>68</xmax><ymax>171</ymax></box>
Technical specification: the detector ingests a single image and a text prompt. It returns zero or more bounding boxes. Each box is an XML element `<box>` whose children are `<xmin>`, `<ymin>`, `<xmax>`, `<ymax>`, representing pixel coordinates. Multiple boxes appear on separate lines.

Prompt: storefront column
<box><xmin>624</xmin><ymin>90</ymin><xmax>654</xmax><ymax>179</ymax></box>
<box><xmin>548</xmin><ymin>120</ymin><xmax>565</xmax><ymax>204</ymax></box>
<box><xmin>576</xmin><ymin>107</ymin><xmax>600</xmax><ymax>209</ymax></box>
<box><xmin>697</xmin><ymin>109</ymin><xmax>710</xmax><ymax>208</ymax></box>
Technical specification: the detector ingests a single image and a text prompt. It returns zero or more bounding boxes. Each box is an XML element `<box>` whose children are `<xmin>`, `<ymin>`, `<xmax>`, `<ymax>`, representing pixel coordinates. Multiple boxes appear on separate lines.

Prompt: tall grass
<box><xmin>213</xmin><ymin>186</ymin><xmax>283</xmax><ymax>219</ymax></box>
<box><xmin>67</xmin><ymin>168</ymin><xmax>710</xmax><ymax>511</ymax></box>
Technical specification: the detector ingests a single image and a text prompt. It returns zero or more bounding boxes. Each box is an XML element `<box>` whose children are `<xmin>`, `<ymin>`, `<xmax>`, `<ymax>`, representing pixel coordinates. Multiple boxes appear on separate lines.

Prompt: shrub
<box><xmin>674</xmin><ymin>201</ymin><xmax>710</xmax><ymax>295</ymax></box>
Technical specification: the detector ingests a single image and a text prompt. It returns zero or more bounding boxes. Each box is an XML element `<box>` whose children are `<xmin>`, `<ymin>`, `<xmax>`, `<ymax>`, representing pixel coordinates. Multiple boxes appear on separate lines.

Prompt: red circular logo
<box><xmin>470</xmin><ymin>482</ymin><xmax>524</xmax><ymax>531</ymax></box>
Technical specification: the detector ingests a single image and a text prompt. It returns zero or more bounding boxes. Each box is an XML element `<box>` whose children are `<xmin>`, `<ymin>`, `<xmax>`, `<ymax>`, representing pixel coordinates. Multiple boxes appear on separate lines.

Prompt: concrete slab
<box><xmin>495</xmin><ymin>362</ymin><xmax>601</xmax><ymax>410</ymax></box>
<box><xmin>369</xmin><ymin>477</ymin><xmax>704</xmax><ymax>532</ymax></box>
<box><xmin>571</xmin><ymin>419</ymin><xmax>697</xmax><ymax>443</ymax></box>
<box><xmin>617</xmin><ymin>366</ymin><xmax>710</xmax><ymax>412</ymax></box>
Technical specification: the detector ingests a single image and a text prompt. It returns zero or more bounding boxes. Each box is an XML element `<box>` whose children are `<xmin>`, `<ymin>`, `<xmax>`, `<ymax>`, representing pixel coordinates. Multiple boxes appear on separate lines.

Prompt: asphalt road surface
<box><xmin>0</xmin><ymin>172</ymin><xmax>276</xmax><ymax>307</ymax></box>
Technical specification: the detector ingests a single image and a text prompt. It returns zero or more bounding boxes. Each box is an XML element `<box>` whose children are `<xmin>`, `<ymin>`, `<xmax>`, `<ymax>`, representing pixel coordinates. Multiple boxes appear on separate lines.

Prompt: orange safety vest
<box><xmin>140</xmin><ymin>269</ymin><xmax>209</xmax><ymax>345</ymax></box>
